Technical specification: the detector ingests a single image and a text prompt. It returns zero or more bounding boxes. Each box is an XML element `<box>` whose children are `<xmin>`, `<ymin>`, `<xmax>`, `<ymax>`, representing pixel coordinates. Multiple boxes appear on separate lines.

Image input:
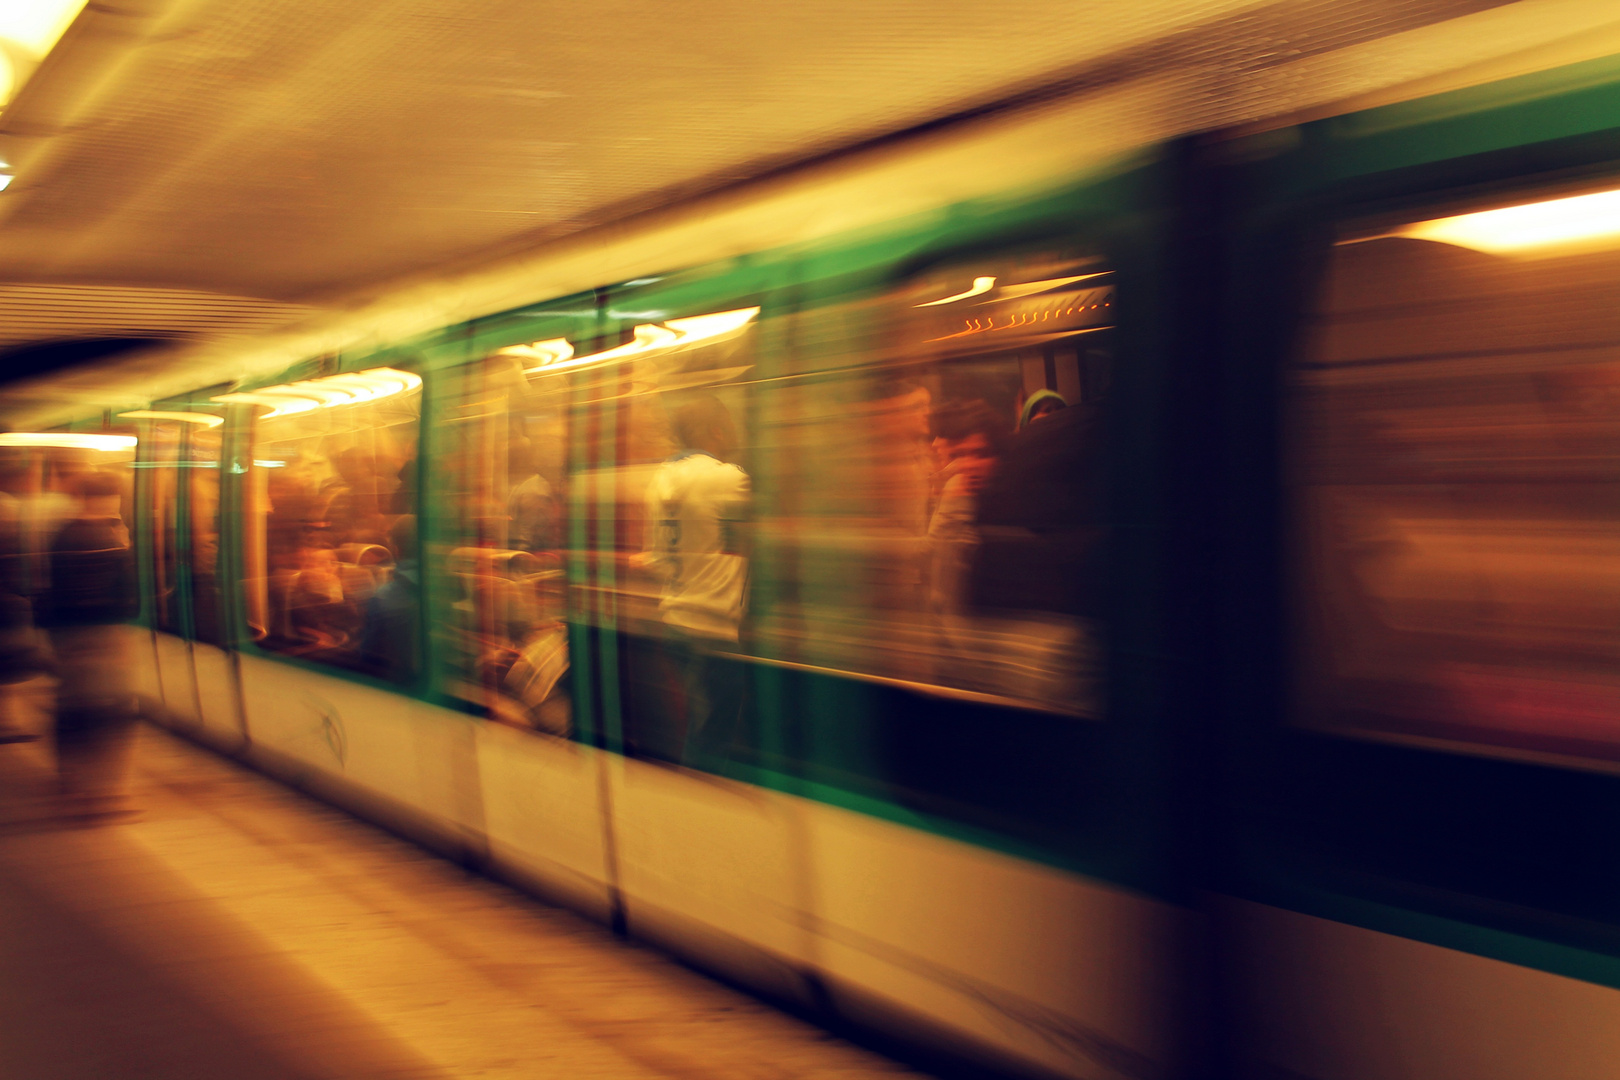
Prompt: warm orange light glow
<box><xmin>915</xmin><ymin>277</ymin><xmax>996</xmax><ymax>307</ymax></box>
<box><xmin>525</xmin><ymin>307</ymin><xmax>760</xmax><ymax>377</ymax></box>
<box><xmin>0</xmin><ymin>432</ymin><xmax>135</xmax><ymax>450</ymax></box>
<box><xmin>984</xmin><ymin>272</ymin><xmax>1111</xmax><ymax>301</ymax></box>
<box><xmin>497</xmin><ymin>338</ymin><xmax>574</xmax><ymax>370</ymax></box>
<box><xmin>1401</xmin><ymin>188</ymin><xmax>1620</xmax><ymax>255</ymax></box>
<box><xmin>117</xmin><ymin>410</ymin><xmax>225</xmax><ymax>427</ymax></box>
<box><xmin>213</xmin><ymin>367</ymin><xmax>421</xmax><ymax>418</ymax></box>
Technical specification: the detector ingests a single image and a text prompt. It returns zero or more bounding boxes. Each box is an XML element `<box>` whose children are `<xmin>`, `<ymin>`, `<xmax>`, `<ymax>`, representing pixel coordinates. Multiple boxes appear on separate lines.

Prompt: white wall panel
<box><xmin>803</xmin><ymin>800</ymin><xmax>1176</xmax><ymax>1080</ymax></box>
<box><xmin>236</xmin><ymin>653</ymin><xmax>483</xmax><ymax>836</ymax></box>
<box><xmin>153</xmin><ymin>631</ymin><xmax>200</xmax><ymax>723</ymax></box>
<box><xmin>475</xmin><ymin>722</ymin><xmax>610</xmax><ymax>917</ymax></box>
<box><xmin>191</xmin><ymin>642</ymin><xmax>242</xmax><ymax>741</ymax></box>
<box><xmin>609</xmin><ymin>759</ymin><xmax>806</xmax><ymax>967</ymax></box>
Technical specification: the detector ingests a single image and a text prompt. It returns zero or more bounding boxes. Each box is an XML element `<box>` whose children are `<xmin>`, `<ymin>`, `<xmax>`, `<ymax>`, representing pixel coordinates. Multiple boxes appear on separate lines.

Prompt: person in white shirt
<box><xmin>639</xmin><ymin>394</ymin><xmax>749</xmax><ymax>767</ymax></box>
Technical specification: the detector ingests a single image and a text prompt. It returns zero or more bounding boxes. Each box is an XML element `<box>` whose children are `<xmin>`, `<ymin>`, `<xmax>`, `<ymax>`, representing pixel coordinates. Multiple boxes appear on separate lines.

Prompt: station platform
<box><xmin>0</xmin><ymin>687</ymin><xmax>930</xmax><ymax>1080</ymax></box>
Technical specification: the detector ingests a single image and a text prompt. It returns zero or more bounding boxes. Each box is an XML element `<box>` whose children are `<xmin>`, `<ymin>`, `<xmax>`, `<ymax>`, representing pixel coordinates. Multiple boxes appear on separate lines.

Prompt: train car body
<box><xmin>1218</xmin><ymin>46</ymin><xmax>1620</xmax><ymax>1080</ymax></box>
<box><xmin>26</xmin><ymin>8</ymin><xmax>1620</xmax><ymax>1080</ymax></box>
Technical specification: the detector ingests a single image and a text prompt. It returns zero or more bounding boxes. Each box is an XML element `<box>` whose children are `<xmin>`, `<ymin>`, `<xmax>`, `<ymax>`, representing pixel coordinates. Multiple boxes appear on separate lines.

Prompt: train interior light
<box><xmin>0</xmin><ymin>432</ymin><xmax>135</xmax><ymax>450</ymax></box>
<box><xmin>1401</xmin><ymin>187</ymin><xmax>1620</xmax><ymax>255</ymax></box>
<box><xmin>117</xmin><ymin>410</ymin><xmax>225</xmax><ymax>427</ymax></box>
<box><xmin>212</xmin><ymin>366</ymin><xmax>421</xmax><ymax>418</ymax></box>
<box><xmin>522</xmin><ymin>306</ymin><xmax>760</xmax><ymax>375</ymax></box>
<box><xmin>915</xmin><ymin>276</ymin><xmax>996</xmax><ymax>306</ymax></box>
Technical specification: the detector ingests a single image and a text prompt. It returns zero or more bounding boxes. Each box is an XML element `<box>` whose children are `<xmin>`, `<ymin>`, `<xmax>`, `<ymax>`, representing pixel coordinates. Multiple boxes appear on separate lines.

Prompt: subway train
<box><xmin>18</xmin><ymin>13</ymin><xmax>1620</xmax><ymax>1080</ymax></box>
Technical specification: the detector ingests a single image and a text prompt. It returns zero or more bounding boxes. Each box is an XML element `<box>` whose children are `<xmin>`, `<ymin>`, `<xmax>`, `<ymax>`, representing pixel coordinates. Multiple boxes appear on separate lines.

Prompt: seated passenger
<box><xmin>1017</xmin><ymin>388</ymin><xmax>1067</xmax><ymax>431</ymax></box>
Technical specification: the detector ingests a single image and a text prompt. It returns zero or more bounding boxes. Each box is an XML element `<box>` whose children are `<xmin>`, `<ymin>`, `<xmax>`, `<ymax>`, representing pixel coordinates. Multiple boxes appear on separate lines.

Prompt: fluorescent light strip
<box><xmin>0</xmin><ymin>433</ymin><xmax>136</xmax><ymax>450</ymax></box>
<box><xmin>522</xmin><ymin>307</ymin><xmax>759</xmax><ymax>375</ymax></box>
<box><xmin>915</xmin><ymin>277</ymin><xmax>996</xmax><ymax>307</ymax></box>
<box><xmin>1402</xmin><ymin>187</ymin><xmax>1620</xmax><ymax>255</ymax></box>
<box><xmin>213</xmin><ymin>366</ymin><xmax>421</xmax><ymax>418</ymax></box>
<box><xmin>498</xmin><ymin>338</ymin><xmax>574</xmax><ymax>367</ymax></box>
<box><xmin>117</xmin><ymin>410</ymin><xmax>224</xmax><ymax>427</ymax></box>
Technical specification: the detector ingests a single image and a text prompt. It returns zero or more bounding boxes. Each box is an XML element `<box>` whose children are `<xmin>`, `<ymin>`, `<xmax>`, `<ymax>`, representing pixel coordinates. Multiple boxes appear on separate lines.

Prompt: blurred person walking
<box><xmin>36</xmin><ymin>471</ymin><xmax>138</xmax><ymax>820</ymax></box>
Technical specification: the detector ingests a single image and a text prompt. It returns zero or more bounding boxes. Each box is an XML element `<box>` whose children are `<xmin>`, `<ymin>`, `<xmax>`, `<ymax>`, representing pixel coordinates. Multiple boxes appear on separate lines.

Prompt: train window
<box><xmin>229</xmin><ymin>368</ymin><xmax>421</xmax><ymax>682</ymax></box>
<box><xmin>1295</xmin><ymin>187</ymin><xmax>1620</xmax><ymax>764</ymax></box>
<box><xmin>440</xmin><ymin>346</ymin><xmax>572</xmax><ymax>733</ymax></box>
<box><xmin>605</xmin><ymin>306</ymin><xmax>758</xmax><ymax>764</ymax></box>
<box><xmin>751</xmin><ymin>253</ymin><xmax>1110</xmax><ymax>718</ymax></box>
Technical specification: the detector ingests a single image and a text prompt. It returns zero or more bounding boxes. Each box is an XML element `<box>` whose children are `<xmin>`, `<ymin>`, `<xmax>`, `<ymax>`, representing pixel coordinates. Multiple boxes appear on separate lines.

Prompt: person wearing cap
<box><xmin>1017</xmin><ymin>388</ymin><xmax>1067</xmax><ymax>431</ymax></box>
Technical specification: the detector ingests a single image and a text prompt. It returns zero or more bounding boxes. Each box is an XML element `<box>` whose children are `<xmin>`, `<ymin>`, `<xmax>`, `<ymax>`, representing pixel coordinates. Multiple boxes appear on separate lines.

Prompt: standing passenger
<box><xmin>36</xmin><ymin>471</ymin><xmax>138</xmax><ymax>820</ymax></box>
<box><xmin>640</xmin><ymin>395</ymin><xmax>749</xmax><ymax>769</ymax></box>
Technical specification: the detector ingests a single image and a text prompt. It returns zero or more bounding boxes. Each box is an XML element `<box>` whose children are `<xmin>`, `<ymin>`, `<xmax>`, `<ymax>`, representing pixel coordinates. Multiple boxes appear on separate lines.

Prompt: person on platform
<box><xmin>36</xmin><ymin>470</ymin><xmax>139</xmax><ymax>820</ymax></box>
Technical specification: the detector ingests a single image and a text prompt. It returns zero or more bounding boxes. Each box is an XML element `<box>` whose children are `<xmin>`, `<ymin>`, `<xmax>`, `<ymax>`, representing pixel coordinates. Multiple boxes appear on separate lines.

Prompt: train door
<box><xmin>134</xmin><ymin>407</ymin><xmax>239</xmax><ymax>738</ymax></box>
<box><xmin>433</xmin><ymin>306</ymin><xmax>617</xmax><ymax>914</ymax></box>
<box><xmin>580</xmin><ymin>274</ymin><xmax>814</xmax><ymax>989</ymax></box>
<box><xmin>185</xmin><ymin>410</ymin><xmax>241</xmax><ymax>738</ymax></box>
<box><xmin>142</xmin><ymin>414</ymin><xmax>201</xmax><ymax>723</ymax></box>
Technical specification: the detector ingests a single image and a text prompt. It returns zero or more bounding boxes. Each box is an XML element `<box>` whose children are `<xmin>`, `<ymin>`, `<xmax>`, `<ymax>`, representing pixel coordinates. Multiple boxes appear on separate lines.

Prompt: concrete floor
<box><xmin>0</xmin><ymin>688</ymin><xmax>930</xmax><ymax>1080</ymax></box>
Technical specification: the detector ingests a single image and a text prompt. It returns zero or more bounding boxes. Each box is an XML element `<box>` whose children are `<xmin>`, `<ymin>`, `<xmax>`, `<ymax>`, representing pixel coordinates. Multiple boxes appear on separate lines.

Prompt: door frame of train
<box><xmin>1215</xmin><ymin>48</ymin><xmax>1620</xmax><ymax>991</ymax></box>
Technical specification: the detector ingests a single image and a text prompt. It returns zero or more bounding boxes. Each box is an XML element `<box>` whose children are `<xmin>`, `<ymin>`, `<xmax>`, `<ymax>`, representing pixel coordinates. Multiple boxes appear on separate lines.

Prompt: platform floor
<box><xmin>0</xmin><ymin>692</ymin><xmax>930</xmax><ymax>1080</ymax></box>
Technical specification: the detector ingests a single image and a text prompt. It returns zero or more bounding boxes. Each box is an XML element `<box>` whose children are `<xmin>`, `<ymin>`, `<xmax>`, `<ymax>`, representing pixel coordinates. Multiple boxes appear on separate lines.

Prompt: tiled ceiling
<box><xmin>3</xmin><ymin>0</ymin><xmax>1616</xmax><ymax>416</ymax></box>
<box><xmin>0</xmin><ymin>0</ymin><xmax>1518</xmax><ymax>301</ymax></box>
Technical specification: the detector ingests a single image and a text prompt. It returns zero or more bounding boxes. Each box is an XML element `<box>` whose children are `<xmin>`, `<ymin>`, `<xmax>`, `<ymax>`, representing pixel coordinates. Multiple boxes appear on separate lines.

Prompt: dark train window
<box><xmin>1294</xmin><ymin>185</ymin><xmax>1620</xmax><ymax>764</ymax></box>
<box><xmin>227</xmin><ymin>368</ymin><xmax>421</xmax><ymax>682</ymax></box>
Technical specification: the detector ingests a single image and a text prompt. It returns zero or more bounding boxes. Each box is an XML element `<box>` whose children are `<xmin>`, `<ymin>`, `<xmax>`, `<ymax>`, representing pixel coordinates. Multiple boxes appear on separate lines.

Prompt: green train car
<box><xmin>26</xmin><ymin>14</ymin><xmax>1620</xmax><ymax>1080</ymax></box>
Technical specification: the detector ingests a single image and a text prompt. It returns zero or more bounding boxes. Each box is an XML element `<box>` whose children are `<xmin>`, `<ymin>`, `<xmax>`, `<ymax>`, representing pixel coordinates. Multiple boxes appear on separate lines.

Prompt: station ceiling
<box><xmin>0</xmin><ymin>0</ymin><xmax>1606</xmax><ymax>412</ymax></box>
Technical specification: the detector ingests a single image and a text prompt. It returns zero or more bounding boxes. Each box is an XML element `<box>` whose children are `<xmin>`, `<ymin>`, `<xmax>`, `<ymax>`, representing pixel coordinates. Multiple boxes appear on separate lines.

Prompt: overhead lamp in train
<box><xmin>212</xmin><ymin>367</ymin><xmax>421</xmax><ymax>418</ymax></box>
<box><xmin>0</xmin><ymin>173</ymin><xmax>11</xmax><ymax>192</ymax></box>
<box><xmin>117</xmin><ymin>410</ymin><xmax>225</xmax><ymax>428</ymax></box>
<box><xmin>0</xmin><ymin>432</ymin><xmax>135</xmax><ymax>450</ymax></box>
<box><xmin>915</xmin><ymin>277</ymin><xmax>996</xmax><ymax>307</ymax></box>
<box><xmin>521</xmin><ymin>307</ymin><xmax>759</xmax><ymax>375</ymax></box>
<box><xmin>497</xmin><ymin>339</ymin><xmax>573</xmax><ymax>368</ymax></box>
<box><xmin>982</xmin><ymin>272</ymin><xmax>1112</xmax><ymax>301</ymax></box>
<box><xmin>1401</xmin><ymin>187</ymin><xmax>1620</xmax><ymax>256</ymax></box>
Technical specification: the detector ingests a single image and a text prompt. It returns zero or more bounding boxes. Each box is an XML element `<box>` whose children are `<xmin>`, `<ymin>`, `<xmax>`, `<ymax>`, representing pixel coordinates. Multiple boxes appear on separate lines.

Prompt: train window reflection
<box><xmin>441</xmin><ymin>348</ymin><xmax>571</xmax><ymax>733</ymax></box>
<box><xmin>1297</xmin><ymin>214</ymin><xmax>1620</xmax><ymax>762</ymax></box>
<box><xmin>748</xmin><ymin>254</ymin><xmax>1110</xmax><ymax>718</ymax></box>
<box><xmin>238</xmin><ymin>368</ymin><xmax>421</xmax><ymax>682</ymax></box>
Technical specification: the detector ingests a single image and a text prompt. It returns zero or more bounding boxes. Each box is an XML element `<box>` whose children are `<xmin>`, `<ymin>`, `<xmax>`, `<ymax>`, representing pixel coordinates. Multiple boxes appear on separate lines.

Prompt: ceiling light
<box><xmin>524</xmin><ymin>307</ymin><xmax>760</xmax><ymax>376</ymax></box>
<box><xmin>983</xmin><ymin>272</ymin><xmax>1112</xmax><ymax>302</ymax></box>
<box><xmin>0</xmin><ymin>0</ymin><xmax>88</xmax><ymax>108</ymax></box>
<box><xmin>0</xmin><ymin>0</ymin><xmax>87</xmax><ymax>56</ymax></box>
<box><xmin>498</xmin><ymin>338</ymin><xmax>573</xmax><ymax>370</ymax></box>
<box><xmin>117</xmin><ymin>410</ymin><xmax>224</xmax><ymax>427</ymax></box>
<box><xmin>916</xmin><ymin>277</ymin><xmax>996</xmax><ymax>307</ymax></box>
<box><xmin>0</xmin><ymin>432</ymin><xmax>135</xmax><ymax>450</ymax></box>
<box><xmin>1402</xmin><ymin>188</ymin><xmax>1620</xmax><ymax>255</ymax></box>
<box><xmin>213</xmin><ymin>366</ymin><xmax>420</xmax><ymax>418</ymax></box>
